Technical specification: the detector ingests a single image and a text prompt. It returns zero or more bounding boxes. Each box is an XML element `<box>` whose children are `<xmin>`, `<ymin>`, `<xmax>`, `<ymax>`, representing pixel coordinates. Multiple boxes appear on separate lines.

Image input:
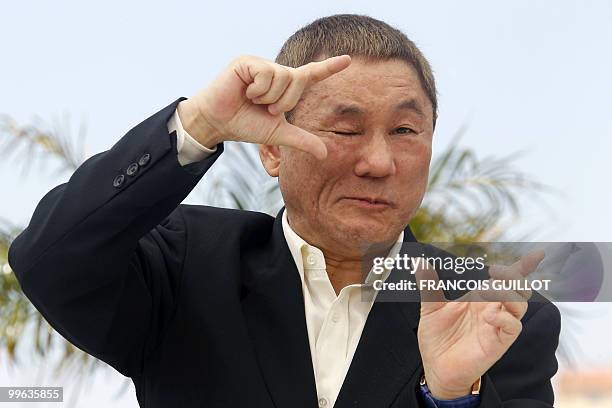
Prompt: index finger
<box><xmin>413</xmin><ymin>257</ymin><xmax>447</xmax><ymax>304</ymax></box>
<box><xmin>491</xmin><ymin>249</ymin><xmax>545</xmax><ymax>279</ymax></box>
<box><xmin>297</xmin><ymin>55</ymin><xmax>352</xmax><ymax>84</ymax></box>
<box><xmin>518</xmin><ymin>249</ymin><xmax>546</xmax><ymax>277</ymax></box>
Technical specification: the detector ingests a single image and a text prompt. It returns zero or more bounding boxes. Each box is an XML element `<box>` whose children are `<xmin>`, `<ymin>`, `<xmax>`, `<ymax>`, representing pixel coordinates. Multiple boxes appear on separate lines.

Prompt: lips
<box><xmin>343</xmin><ymin>196</ymin><xmax>393</xmax><ymax>208</ymax></box>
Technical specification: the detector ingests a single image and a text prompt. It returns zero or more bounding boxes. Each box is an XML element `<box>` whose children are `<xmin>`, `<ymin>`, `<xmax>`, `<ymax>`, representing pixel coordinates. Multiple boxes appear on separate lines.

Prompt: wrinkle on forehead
<box><xmin>292</xmin><ymin>59</ymin><xmax>434</xmax><ymax>127</ymax></box>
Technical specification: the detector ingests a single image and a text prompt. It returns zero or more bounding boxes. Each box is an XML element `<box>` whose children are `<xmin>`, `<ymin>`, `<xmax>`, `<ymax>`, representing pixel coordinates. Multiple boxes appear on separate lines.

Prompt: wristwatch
<box><xmin>420</xmin><ymin>374</ymin><xmax>481</xmax><ymax>395</ymax></box>
<box><xmin>419</xmin><ymin>374</ymin><xmax>481</xmax><ymax>408</ymax></box>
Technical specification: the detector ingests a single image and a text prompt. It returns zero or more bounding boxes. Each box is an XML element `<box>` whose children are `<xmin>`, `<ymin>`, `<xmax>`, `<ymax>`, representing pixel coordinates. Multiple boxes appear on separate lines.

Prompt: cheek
<box><xmin>396</xmin><ymin>143</ymin><xmax>432</xmax><ymax>192</ymax></box>
<box><xmin>278</xmin><ymin>141</ymin><xmax>354</xmax><ymax>209</ymax></box>
<box><xmin>278</xmin><ymin>150</ymin><xmax>326</xmax><ymax>211</ymax></box>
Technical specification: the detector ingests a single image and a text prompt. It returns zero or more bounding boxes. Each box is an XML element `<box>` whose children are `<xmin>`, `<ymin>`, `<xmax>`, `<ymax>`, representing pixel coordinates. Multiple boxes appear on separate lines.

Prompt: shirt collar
<box><xmin>281</xmin><ymin>209</ymin><xmax>404</xmax><ymax>285</ymax></box>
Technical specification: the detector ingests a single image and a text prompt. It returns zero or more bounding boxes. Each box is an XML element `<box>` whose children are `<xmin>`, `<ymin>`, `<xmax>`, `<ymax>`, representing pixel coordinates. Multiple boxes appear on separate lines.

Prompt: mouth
<box><xmin>342</xmin><ymin>196</ymin><xmax>393</xmax><ymax>209</ymax></box>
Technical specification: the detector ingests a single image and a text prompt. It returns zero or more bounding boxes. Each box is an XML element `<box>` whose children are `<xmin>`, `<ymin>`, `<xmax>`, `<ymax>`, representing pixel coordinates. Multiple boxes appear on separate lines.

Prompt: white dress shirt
<box><xmin>167</xmin><ymin>108</ymin><xmax>404</xmax><ymax>408</ymax></box>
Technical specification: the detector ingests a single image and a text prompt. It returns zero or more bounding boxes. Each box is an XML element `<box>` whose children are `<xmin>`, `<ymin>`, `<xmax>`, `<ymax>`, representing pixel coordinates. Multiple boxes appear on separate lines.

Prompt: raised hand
<box><xmin>177</xmin><ymin>54</ymin><xmax>352</xmax><ymax>160</ymax></box>
<box><xmin>415</xmin><ymin>250</ymin><xmax>546</xmax><ymax>399</ymax></box>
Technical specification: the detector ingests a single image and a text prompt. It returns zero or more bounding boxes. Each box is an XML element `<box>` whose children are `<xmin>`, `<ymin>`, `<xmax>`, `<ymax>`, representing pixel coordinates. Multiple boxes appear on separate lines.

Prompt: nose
<box><xmin>354</xmin><ymin>133</ymin><xmax>396</xmax><ymax>178</ymax></box>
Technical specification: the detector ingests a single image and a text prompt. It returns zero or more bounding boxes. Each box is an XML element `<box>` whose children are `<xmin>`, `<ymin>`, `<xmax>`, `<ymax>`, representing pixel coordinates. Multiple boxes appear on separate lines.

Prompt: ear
<box><xmin>259</xmin><ymin>144</ymin><xmax>281</xmax><ymax>177</ymax></box>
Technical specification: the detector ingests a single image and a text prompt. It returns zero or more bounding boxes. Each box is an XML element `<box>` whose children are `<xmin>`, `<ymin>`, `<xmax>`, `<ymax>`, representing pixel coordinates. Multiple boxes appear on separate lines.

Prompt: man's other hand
<box><xmin>415</xmin><ymin>250</ymin><xmax>546</xmax><ymax>400</ymax></box>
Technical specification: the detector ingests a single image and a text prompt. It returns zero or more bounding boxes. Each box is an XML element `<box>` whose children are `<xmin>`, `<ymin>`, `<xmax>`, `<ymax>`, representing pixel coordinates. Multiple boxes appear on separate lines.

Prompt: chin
<box><xmin>335</xmin><ymin>217</ymin><xmax>401</xmax><ymax>246</ymax></box>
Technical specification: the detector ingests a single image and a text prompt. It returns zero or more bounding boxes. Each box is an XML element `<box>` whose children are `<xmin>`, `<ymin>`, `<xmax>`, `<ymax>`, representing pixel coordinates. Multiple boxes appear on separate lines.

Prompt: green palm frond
<box><xmin>416</xmin><ymin>128</ymin><xmax>556</xmax><ymax>242</ymax></box>
<box><xmin>0</xmin><ymin>113</ymin><xmax>86</xmax><ymax>176</ymax></box>
<box><xmin>203</xmin><ymin>142</ymin><xmax>282</xmax><ymax>215</ymax></box>
<box><xmin>429</xmin><ymin>133</ymin><xmax>545</xmax><ymax>213</ymax></box>
<box><xmin>0</xmin><ymin>114</ymin><xmax>95</xmax><ymax>404</ymax></box>
<box><xmin>0</xmin><ymin>220</ymin><xmax>28</xmax><ymax>362</ymax></box>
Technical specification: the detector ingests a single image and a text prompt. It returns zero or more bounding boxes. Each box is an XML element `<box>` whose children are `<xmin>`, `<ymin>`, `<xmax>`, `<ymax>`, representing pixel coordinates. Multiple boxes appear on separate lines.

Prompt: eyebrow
<box><xmin>330</xmin><ymin>99</ymin><xmax>424</xmax><ymax>117</ymax></box>
<box><xmin>395</xmin><ymin>99</ymin><xmax>425</xmax><ymax>117</ymax></box>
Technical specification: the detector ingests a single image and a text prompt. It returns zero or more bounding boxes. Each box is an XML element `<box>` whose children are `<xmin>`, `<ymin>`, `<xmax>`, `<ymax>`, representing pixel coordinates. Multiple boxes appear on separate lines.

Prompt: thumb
<box><xmin>270</xmin><ymin>121</ymin><xmax>328</xmax><ymax>160</ymax></box>
<box><xmin>414</xmin><ymin>257</ymin><xmax>447</xmax><ymax>314</ymax></box>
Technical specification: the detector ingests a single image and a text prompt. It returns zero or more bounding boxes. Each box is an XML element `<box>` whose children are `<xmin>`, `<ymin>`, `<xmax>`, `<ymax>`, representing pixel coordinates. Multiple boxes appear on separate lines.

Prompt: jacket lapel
<box><xmin>242</xmin><ymin>208</ymin><xmax>426</xmax><ymax>408</ymax></box>
<box><xmin>334</xmin><ymin>225</ymin><xmax>424</xmax><ymax>408</ymax></box>
<box><xmin>241</xmin><ymin>208</ymin><xmax>318</xmax><ymax>408</ymax></box>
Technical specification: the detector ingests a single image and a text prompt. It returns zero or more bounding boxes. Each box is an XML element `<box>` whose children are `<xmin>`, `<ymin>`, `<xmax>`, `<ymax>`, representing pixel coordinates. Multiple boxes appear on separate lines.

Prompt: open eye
<box><xmin>395</xmin><ymin>127</ymin><xmax>416</xmax><ymax>135</ymax></box>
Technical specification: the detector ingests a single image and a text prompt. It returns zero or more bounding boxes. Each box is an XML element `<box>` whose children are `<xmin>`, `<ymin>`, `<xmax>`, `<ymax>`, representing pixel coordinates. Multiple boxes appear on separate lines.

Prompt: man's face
<box><xmin>277</xmin><ymin>57</ymin><xmax>434</xmax><ymax>254</ymax></box>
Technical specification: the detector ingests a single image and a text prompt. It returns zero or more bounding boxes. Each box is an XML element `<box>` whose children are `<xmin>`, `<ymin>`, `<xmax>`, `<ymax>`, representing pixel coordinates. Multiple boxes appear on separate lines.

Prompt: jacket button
<box><xmin>113</xmin><ymin>174</ymin><xmax>125</xmax><ymax>188</ymax></box>
<box><xmin>126</xmin><ymin>162</ymin><xmax>139</xmax><ymax>176</ymax></box>
<box><xmin>138</xmin><ymin>153</ymin><xmax>151</xmax><ymax>167</ymax></box>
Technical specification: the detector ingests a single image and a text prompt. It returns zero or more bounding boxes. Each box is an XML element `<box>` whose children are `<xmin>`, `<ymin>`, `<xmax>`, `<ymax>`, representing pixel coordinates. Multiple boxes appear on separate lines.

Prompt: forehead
<box><xmin>299</xmin><ymin>57</ymin><xmax>432</xmax><ymax>120</ymax></box>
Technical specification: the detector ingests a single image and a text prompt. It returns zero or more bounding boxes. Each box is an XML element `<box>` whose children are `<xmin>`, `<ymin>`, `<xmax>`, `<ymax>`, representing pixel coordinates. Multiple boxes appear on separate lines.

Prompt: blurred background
<box><xmin>1</xmin><ymin>0</ymin><xmax>611</xmax><ymax>406</ymax></box>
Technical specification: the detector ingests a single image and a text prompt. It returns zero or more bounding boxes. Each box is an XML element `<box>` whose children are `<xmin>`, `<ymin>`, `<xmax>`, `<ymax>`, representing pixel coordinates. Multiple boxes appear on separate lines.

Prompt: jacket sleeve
<box><xmin>478</xmin><ymin>302</ymin><xmax>561</xmax><ymax>407</ymax></box>
<box><xmin>7</xmin><ymin>97</ymin><xmax>224</xmax><ymax>377</ymax></box>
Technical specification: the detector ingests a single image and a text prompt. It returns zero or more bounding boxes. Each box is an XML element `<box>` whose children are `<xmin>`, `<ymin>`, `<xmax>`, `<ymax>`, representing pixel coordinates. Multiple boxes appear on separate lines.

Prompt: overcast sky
<box><xmin>1</xmin><ymin>0</ymin><xmax>611</xmax><ymax>406</ymax></box>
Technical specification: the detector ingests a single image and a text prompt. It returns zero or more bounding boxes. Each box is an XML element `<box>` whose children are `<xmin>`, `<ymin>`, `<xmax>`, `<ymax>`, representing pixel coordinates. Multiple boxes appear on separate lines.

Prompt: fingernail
<box><xmin>268</xmin><ymin>105</ymin><xmax>278</xmax><ymax>115</ymax></box>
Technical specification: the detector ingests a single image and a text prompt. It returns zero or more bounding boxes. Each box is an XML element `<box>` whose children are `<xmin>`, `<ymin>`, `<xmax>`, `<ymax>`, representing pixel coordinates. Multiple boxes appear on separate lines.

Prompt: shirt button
<box><xmin>318</xmin><ymin>397</ymin><xmax>328</xmax><ymax>407</ymax></box>
<box><xmin>113</xmin><ymin>174</ymin><xmax>125</xmax><ymax>188</ymax></box>
<box><xmin>331</xmin><ymin>313</ymin><xmax>340</xmax><ymax>323</ymax></box>
<box><xmin>138</xmin><ymin>153</ymin><xmax>151</xmax><ymax>167</ymax></box>
<box><xmin>306</xmin><ymin>254</ymin><xmax>316</xmax><ymax>266</ymax></box>
<box><xmin>126</xmin><ymin>162</ymin><xmax>139</xmax><ymax>176</ymax></box>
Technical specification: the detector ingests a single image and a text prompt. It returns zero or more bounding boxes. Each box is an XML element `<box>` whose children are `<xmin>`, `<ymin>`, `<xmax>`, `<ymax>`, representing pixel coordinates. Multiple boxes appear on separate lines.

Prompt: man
<box><xmin>8</xmin><ymin>14</ymin><xmax>560</xmax><ymax>407</ymax></box>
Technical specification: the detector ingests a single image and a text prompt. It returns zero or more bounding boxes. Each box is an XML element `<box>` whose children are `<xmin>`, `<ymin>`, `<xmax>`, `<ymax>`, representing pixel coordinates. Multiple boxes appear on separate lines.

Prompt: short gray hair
<box><xmin>275</xmin><ymin>14</ymin><xmax>438</xmax><ymax>128</ymax></box>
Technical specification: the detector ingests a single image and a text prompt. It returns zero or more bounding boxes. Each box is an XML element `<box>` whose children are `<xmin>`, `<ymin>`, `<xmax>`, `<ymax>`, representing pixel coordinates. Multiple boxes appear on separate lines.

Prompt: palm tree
<box><xmin>0</xmin><ymin>112</ymin><xmax>571</xmax><ymax>400</ymax></box>
<box><xmin>0</xmin><ymin>114</ymin><xmax>86</xmax><ymax>366</ymax></box>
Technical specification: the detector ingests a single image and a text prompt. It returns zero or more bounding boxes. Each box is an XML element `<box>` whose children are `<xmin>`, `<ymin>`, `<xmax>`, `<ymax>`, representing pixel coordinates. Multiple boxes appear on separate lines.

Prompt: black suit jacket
<box><xmin>8</xmin><ymin>98</ymin><xmax>561</xmax><ymax>407</ymax></box>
